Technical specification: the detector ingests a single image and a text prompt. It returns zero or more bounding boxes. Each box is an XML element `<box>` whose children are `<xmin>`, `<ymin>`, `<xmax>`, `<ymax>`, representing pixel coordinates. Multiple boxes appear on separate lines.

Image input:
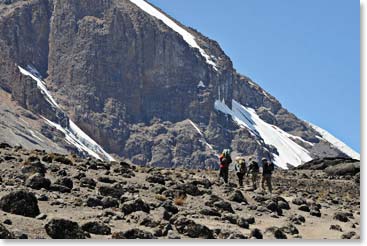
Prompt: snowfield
<box><xmin>18</xmin><ymin>66</ymin><xmax>115</xmax><ymax>162</ymax></box>
<box><xmin>308</xmin><ymin>122</ymin><xmax>360</xmax><ymax>160</ymax></box>
<box><xmin>128</xmin><ymin>0</ymin><xmax>218</xmax><ymax>71</ymax></box>
<box><xmin>215</xmin><ymin>99</ymin><xmax>313</xmax><ymax>169</ymax></box>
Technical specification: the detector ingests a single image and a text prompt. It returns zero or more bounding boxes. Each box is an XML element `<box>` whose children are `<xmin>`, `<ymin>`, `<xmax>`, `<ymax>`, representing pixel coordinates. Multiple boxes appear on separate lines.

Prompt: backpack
<box><xmin>223</xmin><ymin>149</ymin><xmax>231</xmax><ymax>158</ymax></box>
<box><xmin>238</xmin><ymin>160</ymin><xmax>247</xmax><ymax>173</ymax></box>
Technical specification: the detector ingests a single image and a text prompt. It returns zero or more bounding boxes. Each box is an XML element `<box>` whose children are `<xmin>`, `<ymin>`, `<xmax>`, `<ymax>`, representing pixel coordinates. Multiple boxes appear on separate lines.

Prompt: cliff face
<box><xmin>0</xmin><ymin>0</ymin><xmax>357</xmax><ymax>168</ymax></box>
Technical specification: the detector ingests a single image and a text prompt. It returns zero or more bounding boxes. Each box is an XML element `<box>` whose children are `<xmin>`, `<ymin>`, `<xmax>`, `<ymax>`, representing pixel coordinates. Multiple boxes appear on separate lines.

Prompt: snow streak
<box><xmin>214</xmin><ymin>99</ymin><xmax>313</xmax><ymax>169</ymax></box>
<box><xmin>18</xmin><ymin>66</ymin><xmax>115</xmax><ymax>162</ymax></box>
<box><xmin>128</xmin><ymin>0</ymin><xmax>218</xmax><ymax>71</ymax></box>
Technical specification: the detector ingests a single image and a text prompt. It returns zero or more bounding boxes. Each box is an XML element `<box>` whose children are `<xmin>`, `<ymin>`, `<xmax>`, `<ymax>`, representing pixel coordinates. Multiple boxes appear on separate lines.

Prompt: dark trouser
<box><xmin>237</xmin><ymin>172</ymin><xmax>245</xmax><ymax>187</ymax></box>
<box><xmin>251</xmin><ymin>173</ymin><xmax>258</xmax><ymax>189</ymax></box>
<box><xmin>261</xmin><ymin>174</ymin><xmax>272</xmax><ymax>193</ymax></box>
<box><xmin>219</xmin><ymin>167</ymin><xmax>229</xmax><ymax>183</ymax></box>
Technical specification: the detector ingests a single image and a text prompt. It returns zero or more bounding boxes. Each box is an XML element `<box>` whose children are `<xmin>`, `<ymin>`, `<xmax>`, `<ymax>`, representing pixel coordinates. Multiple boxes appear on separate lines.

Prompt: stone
<box><xmin>330</xmin><ymin>225</ymin><xmax>343</xmax><ymax>232</ymax></box>
<box><xmin>213</xmin><ymin>200</ymin><xmax>234</xmax><ymax>214</ymax></box>
<box><xmin>264</xmin><ymin>227</ymin><xmax>287</xmax><ymax>239</ymax></box>
<box><xmin>112</xmin><ymin>229</ymin><xmax>156</xmax><ymax>239</ymax></box>
<box><xmin>81</xmin><ymin>221</ymin><xmax>111</xmax><ymax>235</ymax></box>
<box><xmin>292</xmin><ymin>197</ymin><xmax>307</xmax><ymax>206</ymax></box>
<box><xmin>86</xmin><ymin>197</ymin><xmax>103</xmax><ymax>207</ymax></box>
<box><xmin>54</xmin><ymin>177</ymin><xmax>73</xmax><ymax>189</ymax></box>
<box><xmin>36</xmin><ymin>213</ymin><xmax>47</xmax><ymax>220</ymax></box>
<box><xmin>200</xmin><ymin>207</ymin><xmax>221</xmax><ymax>217</ymax></box>
<box><xmin>0</xmin><ymin>190</ymin><xmax>40</xmax><ymax>217</ymax></box>
<box><xmin>25</xmin><ymin>173</ymin><xmax>51</xmax><ymax>190</ymax></box>
<box><xmin>174</xmin><ymin>217</ymin><xmax>214</xmax><ymax>239</ymax></box>
<box><xmin>228</xmin><ymin>190</ymin><xmax>247</xmax><ymax>204</ymax></box>
<box><xmin>250</xmin><ymin>228</ymin><xmax>263</xmax><ymax>239</ymax></box>
<box><xmin>333</xmin><ymin>212</ymin><xmax>350</xmax><ymax>222</ymax></box>
<box><xmin>80</xmin><ymin>177</ymin><xmax>97</xmax><ymax>189</ymax></box>
<box><xmin>45</xmin><ymin>219</ymin><xmax>86</xmax><ymax>239</ymax></box>
<box><xmin>298</xmin><ymin>205</ymin><xmax>310</xmax><ymax>212</ymax></box>
<box><xmin>121</xmin><ymin>199</ymin><xmax>150</xmax><ymax>215</ymax></box>
<box><xmin>0</xmin><ymin>223</ymin><xmax>15</xmax><ymax>239</ymax></box>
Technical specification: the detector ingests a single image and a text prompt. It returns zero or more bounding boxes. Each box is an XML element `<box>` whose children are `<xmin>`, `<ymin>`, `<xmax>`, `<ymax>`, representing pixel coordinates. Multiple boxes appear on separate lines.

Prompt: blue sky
<box><xmin>149</xmin><ymin>0</ymin><xmax>360</xmax><ymax>152</ymax></box>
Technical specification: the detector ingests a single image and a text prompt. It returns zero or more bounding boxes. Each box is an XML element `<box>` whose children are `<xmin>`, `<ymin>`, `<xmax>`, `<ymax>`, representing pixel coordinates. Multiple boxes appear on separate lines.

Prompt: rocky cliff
<box><xmin>0</xmin><ymin>0</ymin><xmax>360</xmax><ymax>169</ymax></box>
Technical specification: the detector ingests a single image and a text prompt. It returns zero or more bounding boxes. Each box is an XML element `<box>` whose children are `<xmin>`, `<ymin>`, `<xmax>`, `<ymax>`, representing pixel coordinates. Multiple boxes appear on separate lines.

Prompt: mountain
<box><xmin>0</xmin><ymin>0</ymin><xmax>360</xmax><ymax>169</ymax></box>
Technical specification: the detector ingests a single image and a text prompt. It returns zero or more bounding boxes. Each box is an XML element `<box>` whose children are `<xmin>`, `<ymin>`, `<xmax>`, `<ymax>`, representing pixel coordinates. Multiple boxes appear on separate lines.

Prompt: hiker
<box><xmin>235</xmin><ymin>157</ymin><xmax>247</xmax><ymax>187</ymax></box>
<box><xmin>248</xmin><ymin>159</ymin><xmax>260</xmax><ymax>190</ymax></box>
<box><xmin>219</xmin><ymin>149</ymin><xmax>232</xmax><ymax>184</ymax></box>
<box><xmin>261</xmin><ymin>157</ymin><xmax>275</xmax><ymax>193</ymax></box>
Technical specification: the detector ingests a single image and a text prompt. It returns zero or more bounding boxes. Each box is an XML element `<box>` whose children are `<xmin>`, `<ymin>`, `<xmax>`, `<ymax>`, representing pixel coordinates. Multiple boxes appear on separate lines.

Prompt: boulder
<box><xmin>174</xmin><ymin>217</ymin><xmax>214</xmax><ymax>239</ymax></box>
<box><xmin>228</xmin><ymin>190</ymin><xmax>247</xmax><ymax>203</ymax></box>
<box><xmin>333</xmin><ymin>212</ymin><xmax>350</xmax><ymax>222</ymax></box>
<box><xmin>21</xmin><ymin>161</ymin><xmax>46</xmax><ymax>176</ymax></box>
<box><xmin>81</xmin><ymin>221</ymin><xmax>111</xmax><ymax>235</ymax></box>
<box><xmin>200</xmin><ymin>207</ymin><xmax>221</xmax><ymax>217</ymax></box>
<box><xmin>101</xmin><ymin>197</ymin><xmax>119</xmax><ymax>208</ymax></box>
<box><xmin>99</xmin><ymin>184</ymin><xmax>125</xmax><ymax>199</ymax></box>
<box><xmin>0</xmin><ymin>190</ymin><xmax>40</xmax><ymax>217</ymax></box>
<box><xmin>54</xmin><ymin>177</ymin><xmax>73</xmax><ymax>189</ymax></box>
<box><xmin>292</xmin><ymin>197</ymin><xmax>306</xmax><ymax>206</ymax></box>
<box><xmin>80</xmin><ymin>177</ymin><xmax>97</xmax><ymax>189</ymax></box>
<box><xmin>213</xmin><ymin>200</ymin><xmax>234</xmax><ymax>214</ymax></box>
<box><xmin>250</xmin><ymin>228</ymin><xmax>263</xmax><ymax>239</ymax></box>
<box><xmin>25</xmin><ymin>173</ymin><xmax>51</xmax><ymax>190</ymax></box>
<box><xmin>121</xmin><ymin>199</ymin><xmax>150</xmax><ymax>215</ymax></box>
<box><xmin>298</xmin><ymin>205</ymin><xmax>310</xmax><ymax>212</ymax></box>
<box><xmin>45</xmin><ymin>219</ymin><xmax>86</xmax><ymax>239</ymax></box>
<box><xmin>112</xmin><ymin>229</ymin><xmax>155</xmax><ymax>239</ymax></box>
<box><xmin>281</xmin><ymin>223</ymin><xmax>299</xmax><ymax>235</ymax></box>
<box><xmin>289</xmin><ymin>214</ymin><xmax>306</xmax><ymax>225</ymax></box>
<box><xmin>175</xmin><ymin>183</ymin><xmax>203</xmax><ymax>196</ymax></box>
<box><xmin>264</xmin><ymin>227</ymin><xmax>287</xmax><ymax>239</ymax></box>
<box><xmin>49</xmin><ymin>184</ymin><xmax>71</xmax><ymax>193</ymax></box>
<box><xmin>146</xmin><ymin>174</ymin><xmax>166</xmax><ymax>185</ymax></box>
<box><xmin>86</xmin><ymin>197</ymin><xmax>103</xmax><ymax>207</ymax></box>
<box><xmin>324</xmin><ymin>162</ymin><xmax>360</xmax><ymax>176</ymax></box>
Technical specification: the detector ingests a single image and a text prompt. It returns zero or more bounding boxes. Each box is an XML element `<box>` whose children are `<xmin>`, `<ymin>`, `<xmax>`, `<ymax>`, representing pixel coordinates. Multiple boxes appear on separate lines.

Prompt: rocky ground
<box><xmin>0</xmin><ymin>144</ymin><xmax>360</xmax><ymax>240</ymax></box>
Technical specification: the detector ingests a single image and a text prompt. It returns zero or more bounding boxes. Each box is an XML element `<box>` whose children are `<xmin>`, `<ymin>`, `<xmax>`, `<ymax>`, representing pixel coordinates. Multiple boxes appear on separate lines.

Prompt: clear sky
<box><xmin>149</xmin><ymin>0</ymin><xmax>360</xmax><ymax>152</ymax></box>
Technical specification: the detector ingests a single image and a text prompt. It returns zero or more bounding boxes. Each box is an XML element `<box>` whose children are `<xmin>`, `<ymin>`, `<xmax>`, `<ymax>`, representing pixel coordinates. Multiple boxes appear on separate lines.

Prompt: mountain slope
<box><xmin>0</xmin><ymin>0</ymin><xmax>359</xmax><ymax>168</ymax></box>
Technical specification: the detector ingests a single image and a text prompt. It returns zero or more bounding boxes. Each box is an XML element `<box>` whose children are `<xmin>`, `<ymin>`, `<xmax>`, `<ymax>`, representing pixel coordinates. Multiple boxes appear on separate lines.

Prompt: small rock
<box><xmin>0</xmin><ymin>223</ymin><xmax>15</xmax><ymax>239</ymax></box>
<box><xmin>298</xmin><ymin>205</ymin><xmax>310</xmax><ymax>212</ymax></box>
<box><xmin>330</xmin><ymin>225</ymin><xmax>343</xmax><ymax>232</ymax></box>
<box><xmin>3</xmin><ymin>219</ymin><xmax>12</xmax><ymax>225</ymax></box>
<box><xmin>36</xmin><ymin>213</ymin><xmax>47</xmax><ymax>220</ymax></box>
<box><xmin>250</xmin><ymin>228</ymin><xmax>263</xmax><ymax>239</ymax></box>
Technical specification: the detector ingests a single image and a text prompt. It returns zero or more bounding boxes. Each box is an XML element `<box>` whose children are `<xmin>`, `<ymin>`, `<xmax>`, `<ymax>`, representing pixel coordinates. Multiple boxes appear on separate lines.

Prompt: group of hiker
<box><xmin>218</xmin><ymin>149</ymin><xmax>275</xmax><ymax>193</ymax></box>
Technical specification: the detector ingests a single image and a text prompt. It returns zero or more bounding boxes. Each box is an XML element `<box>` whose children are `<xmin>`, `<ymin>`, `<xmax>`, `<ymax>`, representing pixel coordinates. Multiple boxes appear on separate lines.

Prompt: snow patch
<box><xmin>308</xmin><ymin>122</ymin><xmax>360</xmax><ymax>160</ymax></box>
<box><xmin>214</xmin><ymin>99</ymin><xmax>313</xmax><ymax>169</ymax></box>
<box><xmin>189</xmin><ymin>120</ymin><xmax>214</xmax><ymax>150</ymax></box>
<box><xmin>128</xmin><ymin>0</ymin><xmax>218</xmax><ymax>71</ymax></box>
<box><xmin>197</xmin><ymin>81</ymin><xmax>206</xmax><ymax>89</ymax></box>
<box><xmin>18</xmin><ymin>66</ymin><xmax>115</xmax><ymax>162</ymax></box>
